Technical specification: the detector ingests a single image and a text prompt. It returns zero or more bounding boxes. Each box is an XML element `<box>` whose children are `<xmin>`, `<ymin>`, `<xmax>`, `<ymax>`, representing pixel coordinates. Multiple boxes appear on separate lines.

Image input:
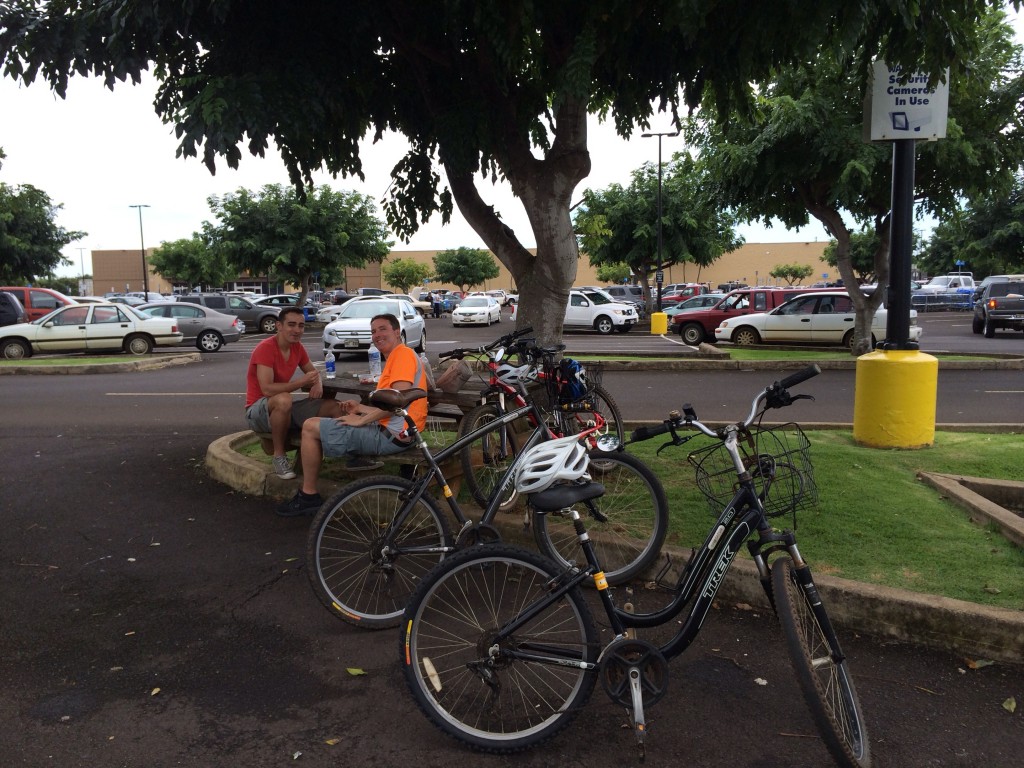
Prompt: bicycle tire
<box><xmin>772</xmin><ymin>556</ymin><xmax>871</xmax><ymax>768</ymax></box>
<box><xmin>549</xmin><ymin>384</ymin><xmax>623</xmax><ymax>472</ymax></box>
<box><xmin>532</xmin><ymin>450</ymin><xmax>668</xmax><ymax>585</ymax></box>
<box><xmin>457</xmin><ymin>401</ymin><xmax>523</xmax><ymax>509</ymax></box>
<box><xmin>400</xmin><ymin>544</ymin><xmax>599</xmax><ymax>753</ymax></box>
<box><xmin>306</xmin><ymin>475</ymin><xmax>452</xmax><ymax>629</ymax></box>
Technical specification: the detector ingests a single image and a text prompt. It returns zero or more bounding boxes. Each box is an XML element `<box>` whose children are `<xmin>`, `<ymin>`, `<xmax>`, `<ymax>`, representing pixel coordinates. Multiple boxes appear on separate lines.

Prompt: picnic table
<box><xmin>319</xmin><ymin>376</ymin><xmax>485</xmax><ymax>424</ymax></box>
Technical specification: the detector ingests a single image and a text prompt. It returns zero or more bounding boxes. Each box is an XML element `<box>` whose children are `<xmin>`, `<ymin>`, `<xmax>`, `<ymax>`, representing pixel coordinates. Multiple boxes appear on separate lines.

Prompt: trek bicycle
<box><xmin>400</xmin><ymin>365</ymin><xmax>870</xmax><ymax>767</ymax></box>
<box><xmin>305</xmin><ymin>346</ymin><xmax>668</xmax><ymax>630</ymax></box>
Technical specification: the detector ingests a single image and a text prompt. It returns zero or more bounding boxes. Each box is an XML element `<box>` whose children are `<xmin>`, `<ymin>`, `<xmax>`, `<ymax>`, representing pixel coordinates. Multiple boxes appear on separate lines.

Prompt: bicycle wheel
<box><xmin>306</xmin><ymin>475</ymin><xmax>452</xmax><ymax>629</ymax></box>
<box><xmin>772</xmin><ymin>556</ymin><xmax>871</xmax><ymax>768</ymax></box>
<box><xmin>532</xmin><ymin>450</ymin><xmax>668</xmax><ymax>585</ymax></box>
<box><xmin>458</xmin><ymin>402</ymin><xmax>523</xmax><ymax>509</ymax></box>
<box><xmin>401</xmin><ymin>544</ymin><xmax>599</xmax><ymax>753</ymax></box>
<box><xmin>550</xmin><ymin>384</ymin><xmax>623</xmax><ymax>472</ymax></box>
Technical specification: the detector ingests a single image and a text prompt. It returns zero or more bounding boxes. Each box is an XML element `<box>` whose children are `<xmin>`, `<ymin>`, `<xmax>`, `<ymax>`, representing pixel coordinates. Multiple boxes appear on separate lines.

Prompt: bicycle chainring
<box><xmin>599</xmin><ymin>637</ymin><xmax>669</xmax><ymax>709</ymax></box>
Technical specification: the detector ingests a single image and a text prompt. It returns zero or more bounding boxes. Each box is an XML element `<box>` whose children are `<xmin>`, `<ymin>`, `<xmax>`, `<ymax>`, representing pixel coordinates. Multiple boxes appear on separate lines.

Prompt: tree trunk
<box><xmin>442</xmin><ymin>93</ymin><xmax>591</xmax><ymax>346</ymax></box>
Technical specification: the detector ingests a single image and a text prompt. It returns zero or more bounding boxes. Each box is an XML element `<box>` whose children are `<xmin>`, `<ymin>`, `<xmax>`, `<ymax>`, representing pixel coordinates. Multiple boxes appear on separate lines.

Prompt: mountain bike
<box><xmin>446</xmin><ymin>328</ymin><xmax>623</xmax><ymax>509</ymax></box>
<box><xmin>306</xmin><ymin>355</ymin><xmax>667</xmax><ymax>630</ymax></box>
<box><xmin>400</xmin><ymin>365</ymin><xmax>870</xmax><ymax>767</ymax></box>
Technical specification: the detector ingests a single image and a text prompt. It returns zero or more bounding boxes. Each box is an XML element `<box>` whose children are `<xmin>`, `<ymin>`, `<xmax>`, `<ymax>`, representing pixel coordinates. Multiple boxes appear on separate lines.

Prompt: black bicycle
<box><xmin>399</xmin><ymin>365</ymin><xmax>870</xmax><ymax>767</ymax></box>
<box><xmin>306</xmin><ymin>335</ymin><xmax>668</xmax><ymax>630</ymax></box>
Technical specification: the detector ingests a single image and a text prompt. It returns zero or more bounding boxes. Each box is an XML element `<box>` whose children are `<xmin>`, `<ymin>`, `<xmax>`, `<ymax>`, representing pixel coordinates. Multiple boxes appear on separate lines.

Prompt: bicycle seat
<box><xmin>529</xmin><ymin>481</ymin><xmax>606</xmax><ymax>512</ymax></box>
<box><xmin>368</xmin><ymin>387</ymin><xmax>427</xmax><ymax>410</ymax></box>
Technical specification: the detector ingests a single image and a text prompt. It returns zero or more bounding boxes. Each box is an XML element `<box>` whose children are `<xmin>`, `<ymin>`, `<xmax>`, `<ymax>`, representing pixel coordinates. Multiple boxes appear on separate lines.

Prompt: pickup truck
<box><xmin>972</xmin><ymin>278</ymin><xmax>1024</xmax><ymax>337</ymax></box>
<box><xmin>670</xmin><ymin>286</ymin><xmax>833</xmax><ymax>345</ymax></box>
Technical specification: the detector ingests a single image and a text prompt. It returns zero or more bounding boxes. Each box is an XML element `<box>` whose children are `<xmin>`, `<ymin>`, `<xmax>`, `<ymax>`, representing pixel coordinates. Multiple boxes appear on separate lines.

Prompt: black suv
<box><xmin>177</xmin><ymin>293</ymin><xmax>280</xmax><ymax>334</ymax></box>
<box><xmin>0</xmin><ymin>290</ymin><xmax>29</xmax><ymax>327</ymax></box>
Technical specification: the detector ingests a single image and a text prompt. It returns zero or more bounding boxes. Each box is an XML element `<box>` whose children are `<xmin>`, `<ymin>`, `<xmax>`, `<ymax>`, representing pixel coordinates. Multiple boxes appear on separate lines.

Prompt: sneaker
<box><xmin>347</xmin><ymin>457</ymin><xmax>384</xmax><ymax>472</ymax></box>
<box><xmin>272</xmin><ymin>455</ymin><xmax>296</xmax><ymax>480</ymax></box>
<box><xmin>276</xmin><ymin>491</ymin><xmax>322</xmax><ymax>517</ymax></box>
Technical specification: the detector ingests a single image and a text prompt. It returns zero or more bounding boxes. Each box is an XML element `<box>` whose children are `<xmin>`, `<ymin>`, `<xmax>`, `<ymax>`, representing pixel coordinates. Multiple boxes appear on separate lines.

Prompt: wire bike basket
<box><xmin>687</xmin><ymin>423</ymin><xmax>817</xmax><ymax>519</ymax></box>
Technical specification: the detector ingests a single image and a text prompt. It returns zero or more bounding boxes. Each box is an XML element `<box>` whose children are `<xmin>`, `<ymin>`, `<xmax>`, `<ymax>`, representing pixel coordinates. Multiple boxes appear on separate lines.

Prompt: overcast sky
<box><xmin>2</xmin><ymin>10</ymin><xmax>1020</xmax><ymax>280</ymax></box>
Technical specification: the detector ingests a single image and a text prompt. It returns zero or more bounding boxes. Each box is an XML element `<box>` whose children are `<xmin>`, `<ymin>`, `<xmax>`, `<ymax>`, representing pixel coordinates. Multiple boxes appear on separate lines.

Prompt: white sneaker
<box><xmin>272</xmin><ymin>455</ymin><xmax>296</xmax><ymax>480</ymax></box>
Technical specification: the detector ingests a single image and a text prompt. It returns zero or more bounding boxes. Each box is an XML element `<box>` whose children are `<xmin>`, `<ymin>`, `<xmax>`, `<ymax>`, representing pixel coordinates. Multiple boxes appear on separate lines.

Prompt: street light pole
<box><xmin>641</xmin><ymin>131</ymin><xmax>679</xmax><ymax>312</ymax></box>
<box><xmin>129</xmin><ymin>205</ymin><xmax>151</xmax><ymax>298</ymax></box>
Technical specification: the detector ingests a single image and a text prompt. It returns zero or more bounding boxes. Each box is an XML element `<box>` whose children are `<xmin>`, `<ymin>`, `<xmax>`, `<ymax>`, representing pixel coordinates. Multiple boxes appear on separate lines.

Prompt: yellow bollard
<box><xmin>852</xmin><ymin>349</ymin><xmax>938</xmax><ymax>449</ymax></box>
<box><xmin>650</xmin><ymin>312</ymin><xmax>668</xmax><ymax>335</ymax></box>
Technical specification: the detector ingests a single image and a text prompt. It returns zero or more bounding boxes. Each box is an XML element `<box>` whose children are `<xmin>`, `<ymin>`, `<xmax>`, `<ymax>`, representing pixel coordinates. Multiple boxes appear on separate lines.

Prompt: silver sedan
<box><xmin>139</xmin><ymin>302</ymin><xmax>243</xmax><ymax>352</ymax></box>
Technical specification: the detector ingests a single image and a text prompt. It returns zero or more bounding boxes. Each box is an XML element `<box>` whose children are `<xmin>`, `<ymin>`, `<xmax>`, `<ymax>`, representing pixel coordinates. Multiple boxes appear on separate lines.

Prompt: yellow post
<box><xmin>650</xmin><ymin>312</ymin><xmax>668</xmax><ymax>335</ymax></box>
<box><xmin>852</xmin><ymin>349</ymin><xmax>938</xmax><ymax>449</ymax></box>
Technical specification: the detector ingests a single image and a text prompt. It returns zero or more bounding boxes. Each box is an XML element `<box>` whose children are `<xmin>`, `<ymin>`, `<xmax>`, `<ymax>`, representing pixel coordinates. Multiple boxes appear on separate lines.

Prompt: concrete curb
<box><xmin>0</xmin><ymin>351</ymin><xmax>200</xmax><ymax>374</ymax></box>
<box><xmin>205</xmin><ymin>430</ymin><xmax>1024</xmax><ymax>664</ymax></box>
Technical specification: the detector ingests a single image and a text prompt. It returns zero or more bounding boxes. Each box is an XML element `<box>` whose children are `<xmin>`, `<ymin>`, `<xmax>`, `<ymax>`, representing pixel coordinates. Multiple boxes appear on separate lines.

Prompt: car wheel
<box><xmin>1</xmin><ymin>338</ymin><xmax>31</xmax><ymax>360</ymax></box>
<box><xmin>124</xmin><ymin>334</ymin><xmax>154</xmax><ymax>355</ymax></box>
<box><xmin>197</xmin><ymin>330</ymin><xmax>224</xmax><ymax>352</ymax></box>
<box><xmin>971</xmin><ymin>313</ymin><xmax>983</xmax><ymax>334</ymax></box>
<box><xmin>259</xmin><ymin>316</ymin><xmax>278</xmax><ymax>334</ymax></box>
<box><xmin>680</xmin><ymin>322</ymin><xmax>704</xmax><ymax>345</ymax></box>
<box><xmin>415</xmin><ymin>327</ymin><xmax>426</xmax><ymax>353</ymax></box>
<box><xmin>594</xmin><ymin>315</ymin><xmax>614</xmax><ymax>334</ymax></box>
<box><xmin>984</xmin><ymin>314</ymin><xmax>995</xmax><ymax>338</ymax></box>
<box><xmin>732</xmin><ymin>327</ymin><xmax>760</xmax><ymax>346</ymax></box>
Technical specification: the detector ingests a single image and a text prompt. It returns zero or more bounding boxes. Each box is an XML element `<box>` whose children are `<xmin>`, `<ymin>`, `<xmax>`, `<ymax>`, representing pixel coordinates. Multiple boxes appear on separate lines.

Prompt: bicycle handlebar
<box><xmin>629</xmin><ymin>364</ymin><xmax>820</xmax><ymax>444</ymax></box>
<box><xmin>438</xmin><ymin>326</ymin><xmax>535</xmax><ymax>360</ymax></box>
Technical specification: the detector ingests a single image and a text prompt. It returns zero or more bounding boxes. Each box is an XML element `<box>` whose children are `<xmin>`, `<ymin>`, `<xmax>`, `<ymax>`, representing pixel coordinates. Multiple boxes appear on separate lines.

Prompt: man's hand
<box><xmin>298</xmin><ymin>369</ymin><xmax>320</xmax><ymax>389</ymax></box>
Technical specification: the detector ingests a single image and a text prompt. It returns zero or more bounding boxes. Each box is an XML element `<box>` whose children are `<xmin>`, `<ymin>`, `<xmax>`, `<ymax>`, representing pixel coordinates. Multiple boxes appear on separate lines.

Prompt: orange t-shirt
<box><xmin>376</xmin><ymin>344</ymin><xmax>428</xmax><ymax>434</ymax></box>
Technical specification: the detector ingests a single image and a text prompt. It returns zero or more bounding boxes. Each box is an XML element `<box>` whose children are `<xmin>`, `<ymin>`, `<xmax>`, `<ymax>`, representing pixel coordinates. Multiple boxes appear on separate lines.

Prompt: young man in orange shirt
<box><xmin>244</xmin><ymin>307</ymin><xmax>342</xmax><ymax>479</ymax></box>
<box><xmin>276</xmin><ymin>313</ymin><xmax>429</xmax><ymax>516</ymax></box>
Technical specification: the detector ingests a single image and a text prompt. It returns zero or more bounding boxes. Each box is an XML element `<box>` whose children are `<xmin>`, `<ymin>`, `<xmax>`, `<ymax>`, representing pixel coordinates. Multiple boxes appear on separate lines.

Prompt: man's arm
<box><xmin>298</xmin><ymin>360</ymin><xmax>324</xmax><ymax>398</ymax></box>
<box><xmin>256</xmin><ymin>364</ymin><xmax>319</xmax><ymax>397</ymax></box>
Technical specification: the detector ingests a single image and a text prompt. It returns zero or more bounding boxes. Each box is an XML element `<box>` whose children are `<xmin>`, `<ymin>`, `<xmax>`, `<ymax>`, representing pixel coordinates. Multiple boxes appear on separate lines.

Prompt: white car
<box><xmin>382</xmin><ymin>293</ymin><xmax>432</xmax><ymax>315</ymax></box>
<box><xmin>0</xmin><ymin>302</ymin><xmax>184</xmax><ymax>359</ymax></box>
<box><xmin>564</xmin><ymin>289</ymin><xmax>637</xmax><ymax>334</ymax></box>
<box><xmin>714</xmin><ymin>291</ymin><xmax>922</xmax><ymax>348</ymax></box>
<box><xmin>323</xmin><ymin>298</ymin><xmax>426</xmax><ymax>354</ymax></box>
<box><xmin>451</xmin><ymin>295</ymin><xmax>502</xmax><ymax>326</ymax></box>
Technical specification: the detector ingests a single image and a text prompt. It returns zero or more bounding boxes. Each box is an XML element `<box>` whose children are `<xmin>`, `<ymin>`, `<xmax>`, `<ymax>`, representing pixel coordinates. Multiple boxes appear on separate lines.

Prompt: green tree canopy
<box><xmin>688</xmin><ymin>7</ymin><xmax>1024</xmax><ymax>354</ymax></box>
<box><xmin>769</xmin><ymin>263</ymin><xmax>815</xmax><ymax>285</ymax></box>
<box><xmin>595</xmin><ymin>262</ymin><xmax>631</xmax><ymax>284</ymax></box>
<box><xmin>149</xmin><ymin>231</ymin><xmax>234</xmax><ymax>290</ymax></box>
<box><xmin>1</xmin><ymin>1</ymin><xmax>1009</xmax><ymax>342</ymax></box>
<box><xmin>206</xmin><ymin>184</ymin><xmax>391</xmax><ymax>300</ymax></box>
<box><xmin>382</xmin><ymin>257</ymin><xmax>432</xmax><ymax>294</ymax></box>
<box><xmin>575</xmin><ymin>153</ymin><xmax>742</xmax><ymax>305</ymax></box>
<box><xmin>432</xmin><ymin>248</ymin><xmax>500</xmax><ymax>293</ymax></box>
<box><xmin>0</xmin><ymin>147</ymin><xmax>84</xmax><ymax>282</ymax></box>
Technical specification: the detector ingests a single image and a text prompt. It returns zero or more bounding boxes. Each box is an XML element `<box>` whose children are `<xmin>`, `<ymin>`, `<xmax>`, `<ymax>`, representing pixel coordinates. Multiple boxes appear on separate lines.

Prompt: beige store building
<box><xmin>91</xmin><ymin>240</ymin><xmax>832</xmax><ymax>296</ymax></box>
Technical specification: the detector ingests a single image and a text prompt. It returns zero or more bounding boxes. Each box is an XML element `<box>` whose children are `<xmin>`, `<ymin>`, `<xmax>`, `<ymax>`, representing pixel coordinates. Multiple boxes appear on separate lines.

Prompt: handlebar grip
<box><xmin>630</xmin><ymin>422</ymin><xmax>672</xmax><ymax>442</ymax></box>
<box><xmin>778</xmin><ymin>364</ymin><xmax>821</xmax><ymax>390</ymax></box>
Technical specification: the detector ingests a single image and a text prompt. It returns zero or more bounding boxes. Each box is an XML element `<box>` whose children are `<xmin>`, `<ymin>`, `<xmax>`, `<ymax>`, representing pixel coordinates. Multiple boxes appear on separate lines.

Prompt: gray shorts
<box><xmin>245</xmin><ymin>397</ymin><xmax>327</xmax><ymax>433</ymax></box>
<box><xmin>319</xmin><ymin>421</ymin><xmax>412</xmax><ymax>459</ymax></box>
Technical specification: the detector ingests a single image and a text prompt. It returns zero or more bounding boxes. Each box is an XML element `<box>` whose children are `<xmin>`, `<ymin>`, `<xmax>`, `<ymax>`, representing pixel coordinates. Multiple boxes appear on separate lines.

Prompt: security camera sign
<box><xmin>866</xmin><ymin>61</ymin><xmax>949</xmax><ymax>141</ymax></box>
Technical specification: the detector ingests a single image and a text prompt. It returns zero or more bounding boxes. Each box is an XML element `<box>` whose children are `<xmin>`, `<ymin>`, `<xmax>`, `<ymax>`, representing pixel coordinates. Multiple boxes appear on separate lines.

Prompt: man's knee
<box><xmin>302</xmin><ymin>417</ymin><xmax>322</xmax><ymax>443</ymax></box>
<box><xmin>267</xmin><ymin>392</ymin><xmax>293</xmax><ymax>414</ymax></box>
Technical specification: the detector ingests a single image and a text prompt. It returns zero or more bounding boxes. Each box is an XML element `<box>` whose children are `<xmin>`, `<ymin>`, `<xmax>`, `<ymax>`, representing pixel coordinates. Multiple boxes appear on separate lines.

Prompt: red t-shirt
<box><xmin>245</xmin><ymin>336</ymin><xmax>311</xmax><ymax>408</ymax></box>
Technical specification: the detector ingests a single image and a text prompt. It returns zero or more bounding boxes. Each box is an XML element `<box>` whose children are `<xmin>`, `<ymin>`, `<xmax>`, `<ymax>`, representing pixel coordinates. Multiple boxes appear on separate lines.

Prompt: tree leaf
<box><xmin>346</xmin><ymin>667</ymin><xmax>366</xmax><ymax>676</ymax></box>
<box><xmin>1003</xmin><ymin>697</ymin><xmax>1017</xmax><ymax>714</ymax></box>
<box><xmin>964</xmin><ymin>657</ymin><xmax>995</xmax><ymax>670</ymax></box>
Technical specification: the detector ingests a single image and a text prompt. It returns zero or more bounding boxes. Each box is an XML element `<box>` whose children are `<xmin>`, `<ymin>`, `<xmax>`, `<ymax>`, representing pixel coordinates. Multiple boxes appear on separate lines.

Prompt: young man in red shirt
<box><xmin>276</xmin><ymin>313</ymin><xmax>429</xmax><ymax>517</ymax></box>
<box><xmin>244</xmin><ymin>307</ymin><xmax>343</xmax><ymax>479</ymax></box>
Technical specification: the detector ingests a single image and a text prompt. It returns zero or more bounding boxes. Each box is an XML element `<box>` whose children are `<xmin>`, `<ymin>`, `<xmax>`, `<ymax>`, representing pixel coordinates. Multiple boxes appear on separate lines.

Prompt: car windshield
<box><xmin>338</xmin><ymin>300</ymin><xmax>400</xmax><ymax>318</ymax></box>
<box><xmin>992</xmin><ymin>282</ymin><xmax>1024</xmax><ymax>297</ymax></box>
<box><xmin>582</xmin><ymin>291</ymin><xmax>613</xmax><ymax>305</ymax></box>
<box><xmin>461</xmin><ymin>298</ymin><xmax>489</xmax><ymax>307</ymax></box>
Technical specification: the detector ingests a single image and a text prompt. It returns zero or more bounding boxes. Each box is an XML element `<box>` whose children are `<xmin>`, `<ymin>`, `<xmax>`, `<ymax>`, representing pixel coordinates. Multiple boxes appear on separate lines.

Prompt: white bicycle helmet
<box><xmin>514</xmin><ymin>434</ymin><xmax>591</xmax><ymax>494</ymax></box>
<box><xmin>496</xmin><ymin>362</ymin><xmax>538</xmax><ymax>385</ymax></box>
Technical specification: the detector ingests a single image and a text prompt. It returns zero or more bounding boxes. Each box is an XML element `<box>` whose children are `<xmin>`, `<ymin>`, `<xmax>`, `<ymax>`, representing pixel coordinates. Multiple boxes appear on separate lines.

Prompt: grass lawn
<box><xmin>243</xmin><ymin>428</ymin><xmax>1023</xmax><ymax>611</ymax></box>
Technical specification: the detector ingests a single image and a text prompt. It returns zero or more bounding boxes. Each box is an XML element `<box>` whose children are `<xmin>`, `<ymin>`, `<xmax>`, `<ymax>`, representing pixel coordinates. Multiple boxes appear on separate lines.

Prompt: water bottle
<box><xmin>324</xmin><ymin>349</ymin><xmax>336</xmax><ymax>380</ymax></box>
<box><xmin>368</xmin><ymin>344</ymin><xmax>382</xmax><ymax>381</ymax></box>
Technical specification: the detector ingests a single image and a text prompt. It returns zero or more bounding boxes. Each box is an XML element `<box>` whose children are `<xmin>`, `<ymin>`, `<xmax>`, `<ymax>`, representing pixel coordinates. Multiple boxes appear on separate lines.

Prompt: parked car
<box><xmin>451</xmin><ymin>295</ymin><xmax>502</xmax><ymax>326</ymax></box>
<box><xmin>139</xmin><ymin>301</ymin><xmax>243</xmax><ymax>352</ymax></box>
<box><xmin>0</xmin><ymin>290</ymin><xmax>28</xmax><ymax>327</ymax></box>
<box><xmin>354</xmin><ymin>287</ymin><xmax>389</xmax><ymax>297</ymax></box>
<box><xmin>322</xmin><ymin>298</ymin><xmax>426</xmax><ymax>354</ymax></box>
<box><xmin>0</xmin><ymin>286</ymin><xmax>78</xmax><ymax>322</ymax></box>
<box><xmin>972</xmin><ymin>277</ymin><xmax>1024</xmax><ymax>337</ymax></box>
<box><xmin>663</xmin><ymin>293</ymin><xmax>726</xmax><ymax>318</ymax></box>
<box><xmin>602</xmin><ymin>284</ymin><xmax>647</xmax><ymax>316</ymax></box>
<box><xmin>107</xmin><ymin>295</ymin><xmax>147</xmax><ymax>307</ymax></box>
<box><xmin>565</xmin><ymin>289</ymin><xmax>638</xmax><ymax>334</ymax></box>
<box><xmin>126</xmin><ymin>291</ymin><xmax>166</xmax><ymax>302</ymax></box>
<box><xmin>382</xmin><ymin>293</ymin><xmax>432</xmax><ymax>316</ymax></box>
<box><xmin>253</xmin><ymin>294</ymin><xmax>318</xmax><ymax>321</ymax></box>
<box><xmin>714</xmin><ymin>291</ymin><xmax>921</xmax><ymax>349</ymax></box>
<box><xmin>0</xmin><ymin>302</ymin><xmax>183</xmax><ymax>359</ymax></box>
<box><xmin>176</xmin><ymin>293</ymin><xmax>280</xmax><ymax>334</ymax></box>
